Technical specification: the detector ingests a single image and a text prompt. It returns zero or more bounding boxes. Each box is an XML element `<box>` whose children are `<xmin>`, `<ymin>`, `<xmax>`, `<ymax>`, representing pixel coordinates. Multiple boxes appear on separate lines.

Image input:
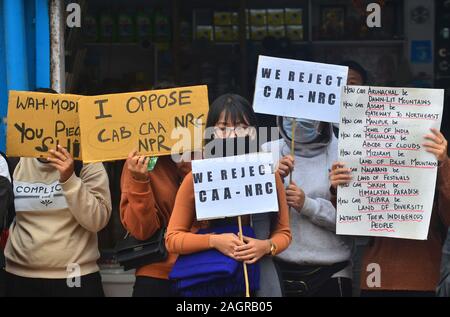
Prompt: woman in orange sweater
<box><xmin>166</xmin><ymin>94</ymin><xmax>292</xmax><ymax>296</ymax></box>
<box><xmin>120</xmin><ymin>153</ymin><xmax>190</xmax><ymax>297</ymax></box>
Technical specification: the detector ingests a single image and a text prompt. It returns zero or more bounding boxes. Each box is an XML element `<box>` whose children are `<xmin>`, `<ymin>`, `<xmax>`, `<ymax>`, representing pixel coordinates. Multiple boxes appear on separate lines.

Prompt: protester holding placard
<box><xmin>330</xmin><ymin>128</ymin><xmax>450</xmax><ymax>296</ymax></box>
<box><xmin>336</xmin><ymin>61</ymin><xmax>369</xmax><ymax>297</ymax></box>
<box><xmin>120</xmin><ymin>152</ymin><xmax>191</xmax><ymax>297</ymax></box>
<box><xmin>4</xmin><ymin>89</ymin><xmax>112</xmax><ymax>297</ymax></box>
<box><xmin>263</xmin><ymin>117</ymin><xmax>354</xmax><ymax>297</ymax></box>
<box><xmin>333</xmin><ymin>61</ymin><xmax>367</xmax><ymax>138</ymax></box>
<box><xmin>119</xmin><ymin>82</ymin><xmax>193</xmax><ymax>297</ymax></box>
<box><xmin>166</xmin><ymin>94</ymin><xmax>291</xmax><ymax>297</ymax></box>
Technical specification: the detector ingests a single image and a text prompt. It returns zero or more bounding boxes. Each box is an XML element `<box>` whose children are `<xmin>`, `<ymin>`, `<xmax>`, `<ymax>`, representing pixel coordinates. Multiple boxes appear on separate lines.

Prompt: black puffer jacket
<box><xmin>1</xmin><ymin>152</ymin><xmax>14</xmax><ymax>296</ymax></box>
<box><xmin>0</xmin><ymin>152</ymin><xmax>14</xmax><ymax>233</ymax></box>
<box><xmin>0</xmin><ymin>176</ymin><xmax>13</xmax><ymax>232</ymax></box>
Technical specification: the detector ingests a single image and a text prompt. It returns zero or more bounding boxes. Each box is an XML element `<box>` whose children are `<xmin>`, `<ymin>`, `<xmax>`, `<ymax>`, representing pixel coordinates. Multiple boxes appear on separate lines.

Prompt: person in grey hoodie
<box><xmin>262</xmin><ymin>117</ymin><xmax>354</xmax><ymax>297</ymax></box>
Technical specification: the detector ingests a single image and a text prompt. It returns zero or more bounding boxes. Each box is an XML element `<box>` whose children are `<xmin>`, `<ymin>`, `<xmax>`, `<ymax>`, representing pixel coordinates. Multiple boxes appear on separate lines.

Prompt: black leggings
<box><xmin>5</xmin><ymin>271</ymin><xmax>105</xmax><ymax>297</ymax></box>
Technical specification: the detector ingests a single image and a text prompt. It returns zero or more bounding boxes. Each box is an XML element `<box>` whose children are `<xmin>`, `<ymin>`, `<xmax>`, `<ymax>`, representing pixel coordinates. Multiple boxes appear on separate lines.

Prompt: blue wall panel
<box><xmin>35</xmin><ymin>0</ymin><xmax>50</xmax><ymax>89</ymax></box>
<box><xmin>0</xmin><ymin>0</ymin><xmax>50</xmax><ymax>152</ymax></box>
<box><xmin>0</xmin><ymin>2</ymin><xmax>7</xmax><ymax>152</ymax></box>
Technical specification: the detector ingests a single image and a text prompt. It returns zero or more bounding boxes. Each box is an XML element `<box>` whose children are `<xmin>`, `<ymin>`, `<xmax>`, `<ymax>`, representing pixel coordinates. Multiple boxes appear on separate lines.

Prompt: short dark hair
<box><xmin>206</xmin><ymin>94</ymin><xmax>258</xmax><ymax>130</ymax></box>
<box><xmin>340</xmin><ymin>61</ymin><xmax>368</xmax><ymax>84</ymax></box>
<box><xmin>35</xmin><ymin>87</ymin><xmax>58</xmax><ymax>94</ymax></box>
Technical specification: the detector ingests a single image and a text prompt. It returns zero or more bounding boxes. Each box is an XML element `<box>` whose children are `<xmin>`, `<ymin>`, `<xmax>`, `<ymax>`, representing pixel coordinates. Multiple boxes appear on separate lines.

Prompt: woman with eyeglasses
<box><xmin>262</xmin><ymin>117</ymin><xmax>354</xmax><ymax>297</ymax></box>
<box><xmin>165</xmin><ymin>94</ymin><xmax>292</xmax><ymax>297</ymax></box>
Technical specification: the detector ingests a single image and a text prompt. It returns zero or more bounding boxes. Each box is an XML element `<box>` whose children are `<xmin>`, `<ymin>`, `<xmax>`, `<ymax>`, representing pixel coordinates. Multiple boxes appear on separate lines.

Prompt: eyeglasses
<box><xmin>214</xmin><ymin>126</ymin><xmax>252</xmax><ymax>138</ymax></box>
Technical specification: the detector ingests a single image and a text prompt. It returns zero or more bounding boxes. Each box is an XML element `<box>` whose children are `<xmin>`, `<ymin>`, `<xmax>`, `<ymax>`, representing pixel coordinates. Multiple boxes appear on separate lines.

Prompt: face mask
<box><xmin>283</xmin><ymin>118</ymin><xmax>321</xmax><ymax>144</ymax></box>
<box><xmin>204</xmin><ymin>136</ymin><xmax>258</xmax><ymax>159</ymax></box>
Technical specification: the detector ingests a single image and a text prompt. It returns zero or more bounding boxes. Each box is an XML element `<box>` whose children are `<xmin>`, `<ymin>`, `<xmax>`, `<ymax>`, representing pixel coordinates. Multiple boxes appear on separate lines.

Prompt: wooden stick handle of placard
<box><xmin>238</xmin><ymin>216</ymin><xmax>250</xmax><ymax>297</ymax></box>
<box><xmin>289</xmin><ymin>118</ymin><xmax>296</xmax><ymax>184</ymax></box>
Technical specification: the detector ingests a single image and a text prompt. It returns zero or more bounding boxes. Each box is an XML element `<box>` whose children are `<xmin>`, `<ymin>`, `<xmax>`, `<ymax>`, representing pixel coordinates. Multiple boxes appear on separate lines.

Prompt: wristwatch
<box><xmin>268</xmin><ymin>239</ymin><xmax>277</xmax><ymax>256</ymax></box>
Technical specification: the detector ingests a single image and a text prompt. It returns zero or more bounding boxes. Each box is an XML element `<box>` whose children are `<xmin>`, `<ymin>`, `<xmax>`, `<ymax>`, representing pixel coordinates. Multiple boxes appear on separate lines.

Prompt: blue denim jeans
<box><xmin>437</xmin><ymin>229</ymin><xmax>450</xmax><ymax>297</ymax></box>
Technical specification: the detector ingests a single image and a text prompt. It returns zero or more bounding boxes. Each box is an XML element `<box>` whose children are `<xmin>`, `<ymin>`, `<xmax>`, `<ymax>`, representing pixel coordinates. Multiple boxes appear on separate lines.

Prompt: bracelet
<box><xmin>268</xmin><ymin>239</ymin><xmax>277</xmax><ymax>256</ymax></box>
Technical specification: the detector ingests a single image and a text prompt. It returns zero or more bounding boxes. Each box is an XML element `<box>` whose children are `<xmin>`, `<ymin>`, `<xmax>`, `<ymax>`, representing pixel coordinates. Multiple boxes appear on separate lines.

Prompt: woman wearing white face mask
<box><xmin>262</xmin><ymin>117</ymin><xmax>354</xmax><ymax>297</ymax></box>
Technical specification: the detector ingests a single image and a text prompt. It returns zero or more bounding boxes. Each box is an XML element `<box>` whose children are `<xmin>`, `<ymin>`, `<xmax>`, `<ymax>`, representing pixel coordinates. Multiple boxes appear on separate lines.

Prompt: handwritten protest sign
<box><xmin>336</xmin><ymin>86</ymin><xmax>444</xmax><ymax>240</ymax></box>
<box><xmin>78</xmin><ymin>85</ymin><xmax>209</xmax><ymax>163</ymax></box>
<box><xmin>253</xmin><ymin>55</ymin><xmax>348</xmax><ymax>123</ymax></box>
<box><xmin>191</xmin><ymin>152</ymin><xmax>278</xmax><ymax>220</ymax></box>
<box><xmin>6</xmin><ymin>91</ymin><xmax>82</xmax><ymax>160</ymax></box>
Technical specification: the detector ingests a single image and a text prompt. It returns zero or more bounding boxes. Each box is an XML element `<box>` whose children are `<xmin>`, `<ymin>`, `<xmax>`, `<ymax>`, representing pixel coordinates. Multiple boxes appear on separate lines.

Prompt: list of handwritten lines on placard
<box><xmin>338</xmin><ymin>86</ymin><xmax>439</xmax><ymax>234</ymax></box>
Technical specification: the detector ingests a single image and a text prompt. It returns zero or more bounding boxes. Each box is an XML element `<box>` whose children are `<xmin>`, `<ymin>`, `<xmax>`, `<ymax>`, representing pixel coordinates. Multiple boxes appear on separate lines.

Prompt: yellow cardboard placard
<box><xmin>78</xmin><ymin>85</ymin><xmax>209</xmax><ymax>163</ymax></box>
<box><xmin>6</xmin><ymin>91</ymin><xmax>83</xmax><ymax>160</ymax></box>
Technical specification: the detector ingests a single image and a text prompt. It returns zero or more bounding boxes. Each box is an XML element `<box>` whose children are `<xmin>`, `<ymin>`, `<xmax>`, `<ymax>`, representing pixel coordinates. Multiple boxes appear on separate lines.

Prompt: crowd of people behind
<box><xmin>0</xmin><ymin>62</ymin><xmax>449</xmax><ymax>297</ymax></box>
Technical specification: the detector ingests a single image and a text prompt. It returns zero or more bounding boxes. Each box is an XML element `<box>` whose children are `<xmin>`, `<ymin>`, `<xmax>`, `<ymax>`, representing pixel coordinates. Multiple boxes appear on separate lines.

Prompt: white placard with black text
<box><xmin>192</xmin><ymin>152</ymin><xmax>279</xmax><ymax>220</ymax></box>
<box><xmin>253</xmin><ymin>55</ymin><xmax>348</xmax><ymax>123</ymax></box>
<box><xmin>337</xmin><ymin>86</ymin><xmax>444</xmax><ymax>240</ymax></box>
